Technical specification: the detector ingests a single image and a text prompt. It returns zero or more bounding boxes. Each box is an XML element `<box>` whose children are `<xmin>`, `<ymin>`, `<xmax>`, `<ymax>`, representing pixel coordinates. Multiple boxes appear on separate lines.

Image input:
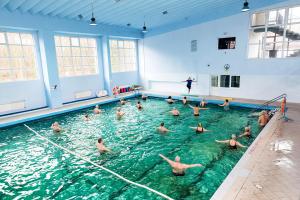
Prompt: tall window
<box><xmin>231</xmin><ymin>76</ymin><xmax>240</xmax><ymax>88</ymax></box>
<box><xmin>109</xmin><ymin>39</ymin><xmax>137</xmax><ymax>73</ymax></box>
<box><xmin>220</xmin><ymin>75</ymin><xmax>230</xmax><ymax>88</ymax></box>
<box><xmin>248</xmin><ymin>5</ymin><xmax>300</xmax><ymax>58</ymax></box>
<box><xmin>211</xmin><ymin>75</ymin><xmax>218</xmax><ymax>87</ymax></box>
<box><xmin>0</xmin><ymin>31</ymin><xmax>38</xmax><ymax>82</ymax></box>
<box><xmin>55</xmin><ymin>35</ymin><xmax>98</xmax><ymax>77</ymax></box>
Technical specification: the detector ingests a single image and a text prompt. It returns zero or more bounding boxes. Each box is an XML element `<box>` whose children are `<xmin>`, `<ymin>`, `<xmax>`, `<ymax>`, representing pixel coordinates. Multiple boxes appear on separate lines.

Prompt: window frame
<box><xmin>109</xmin><ymin>38</ymin><xmax>138</xmax><ymax>73</ymax></box>
<box><xmin>54</xmin><ymin>34</ymin><xmax>99</xmax><ymax>78</ymax></box>
<box><xmin>211</xmin><ymin>75</ymin><xmax>219</xmax><ymax>87</ymax></box>
<box><xmin>0</xmin><ymin>29</ymin><xmax>41</xmax><ymax>83</ymax></box>
<box><xmin>248</xmin><ymin>5</ymin><xmax>300</xmax><ymax>59</ymax></box>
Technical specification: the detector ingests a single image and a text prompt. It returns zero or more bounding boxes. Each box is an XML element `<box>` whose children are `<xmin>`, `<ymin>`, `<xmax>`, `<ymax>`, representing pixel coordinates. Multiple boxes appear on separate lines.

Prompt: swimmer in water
<box><xmin>258</xmin><ymin>111</ymin><xmax>268</xmax><ymax>127</ymax></box>
<box><xmin>188</xmin><ymin>104</ymin><xmax>208</xmax><ymax>116</ymax></box>
<box><xmin>136</xmin><ymin>101</ymin><xmax>143</xmax><ymax>110</ymax></box>
<box><xmin>170</xmin><ymin>108</ymin><xmax>180</xmax><ymax>116</ymax></box>
<box><xmin>51</xmin><ymin>122</ymin><xmax>62</xmax><ymax>132</ymax></box>
<box><xmin>182</xmin><ymin>96</ymin><xmax>188</xmax><ymax>105</ymax></box>
<box><xmin>142</xmin><ymin>94</ymin><xmax>148</xmax><ymax>100</ymax></box>
<box><xmin>219</xmin><ymin>99</ymin><xmax>230</xmax><ymax>110</ymax></box>
<box><xmin>93</xmin><ymin>105</ymin><xmax>102</xmax><ymax>114</ymax></box>
<box><xmin>157</xmin><ymin>122</ymin><xmax>172</xmax><ymax>133</ymax></box>
<box><xmin>120</xmin><ymin>98</ymin><xmax>127</xmax><ymax>105</ymax></box>
<box><xmin>166</xmin><ymin>96</ymin><xmax>175</xmax><ymax>104</ymax></box>
<box><xmin>239</xmin><ymin>126</ymin><xmax>251</xmax><ymax>138</ymax></box>
<box><xmin>116</xmin><ymin>107</ymin><xmax>125</xmax><ymax>119</ymax></box>
<box><xmin>200</xmin><ymin>98</ymin><xmax>207</xmax><ymax>107</ymax></box>
<box><xmin>182</xmin><ymin>77</ymin><xmax>196</xmax><ymax>94</ymax></box>
<box><xmin>159</xmin><ymin>154</ymin><xmax>202</xmax><ymax>176</ymax></box>
<box><xmin>216</xmin><ymin>134</ymin><xmax>246</xmax><ymax>149</ymax></box>
<box><xmin>83</xmin><ymin>114</ymin><xmax>90</xmax><ymax>121</ymax></box>
<box><xmin>96</xmin><ymin>138</ymin><xmax>111</xmax><ymax>153</ymax></box>
<box><xmin>190</xmin><ymin>123</ymin><xmax>210</xmax><ymax>133</ymax></box>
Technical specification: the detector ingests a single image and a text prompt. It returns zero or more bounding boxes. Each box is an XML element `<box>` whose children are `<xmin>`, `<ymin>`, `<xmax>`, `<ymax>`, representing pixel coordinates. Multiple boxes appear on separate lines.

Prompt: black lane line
<box><xmin>178</xmin><ymin>147</ymin><xmax>228</xmax><ymax>199</ymax></box>
<box><xmin>50</xmin><ymin>135</ymin><xmax>155</xmax><ymax>198</ymax></box>
<box><xmin>107</xmin><ymin>133</ymin><xmax>198</xmax><ymax>200</ymax></box>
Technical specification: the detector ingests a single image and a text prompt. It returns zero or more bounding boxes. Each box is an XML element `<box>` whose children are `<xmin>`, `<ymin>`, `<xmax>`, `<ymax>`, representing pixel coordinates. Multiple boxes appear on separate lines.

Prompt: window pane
<box><xmin>264</xmin><ymin>42</ymin><xmax>283</xmax><ymax>58</ymax></box>
<box><xmin>0</xmin><ymin>70</ymin><xmax>11</xmax><ymax>81</ymax></box>
<box><xmin>21</xmin><ymin>34</ymin><xmax>34</xmax><ymax>45</ymax></box>
<box><xmin>0</xmin><ymin>32</ymin><xmax>6</xmax><ymax>44</ymax></box>
<box><xmin>9</xmin><ymin>45</ymin><xmax>23</xmax><ymax>57</ymax></box>
<box><xmin>285</xmin><ymin>24</ymin><xmax>300</xmax><ymax>42</ymax></box>
<box><xmin>211</xmin><ymin>75</ymin><xmax>218</xmax><ymax>87</ymax></box>
<box><xmin>0</xmin><ymin>45</ymin><xmax>9</xmax><ymax>57</ymax></box>
<box><xmin>285</xmin><ymin>41</ymin><xmax>300</xmax><ymax>57</ymax></box>
<box><xmin>71</xmin><ymin>37</ymin><xmax>79</xmax><ymax>46</ymax></box>
<box><xmin>231</xmin><ymin>76</ymin><xmax>240</xmax><ymax>88</ymax></box>
<box><xmin>268</xmin><ymin>9</ymin><xmax>285</xmax><ymax>25</ymax></box>
<box><xmin>266</xmin><ymin>27</ymin><xmax>284</xmax><ymax>43</ymax></box>
<box><xmin>54</xmin><ymin>36</ymin><xmax>61</xmax><ymax>46</ymax></box>
<box><xmin>23</xmin><ymin>46</ymin><xmax>35</xmax><ymax>57</ymax></box>
<box><xmin>55</xmin><ymin>35</ymin><xmax>98</xmax><ymax>77</ymax></box>
<box><xmin>7</xmin><ymin>33</ymin><xmax>21</xmax><ymax>44</ymax></box>
<box><xmin>249</xmin><ymin>29</ymin><xmax>264</xmax><ymax>44</ymax></box>
<box><xmin>220</xmin><ymin>75</ymin><xmax>230</xmax><ymax>88</ymax></box>
<box><xmin>248</xmin><ymin>44</ymin><xmax>263</xmax><ymax>58</ymax></box>
<box><xmin>251</xmin><ymin>12</ymin><xmax>266</xmax><ymax>27</ymax></box>
<box><xmin>288</xmin><ymin>6</ymin><xmax>300</xmax><ymax>24</ymax></box>
<box><xmin>0</xmin><ymin>58</ymin><xmax>10</xmax><ymax>69</ymax></box>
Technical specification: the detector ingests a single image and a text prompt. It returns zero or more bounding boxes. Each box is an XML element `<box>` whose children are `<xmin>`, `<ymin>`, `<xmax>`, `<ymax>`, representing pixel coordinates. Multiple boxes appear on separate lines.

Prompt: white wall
<box><xmin>139</xmin><ymin>0</ymin><xmax>300</xmax><ymax>103</ymax></box>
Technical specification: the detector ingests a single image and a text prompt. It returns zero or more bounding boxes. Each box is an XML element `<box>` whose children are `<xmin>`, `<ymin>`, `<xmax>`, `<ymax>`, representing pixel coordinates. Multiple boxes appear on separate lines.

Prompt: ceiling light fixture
<box><xmin>90</xmin><ymin>0</ymin><xmax>97</xmax><ymax>26</ymax></box>
<box><xmin>241</xmin><ymin>0</ymin><xmax>250</xmax><ymax>12</ymax></box>
<box><xmin>142</xmin><ymin>22</ymin><xmax>148</xmax><ymax>33</ymax></box>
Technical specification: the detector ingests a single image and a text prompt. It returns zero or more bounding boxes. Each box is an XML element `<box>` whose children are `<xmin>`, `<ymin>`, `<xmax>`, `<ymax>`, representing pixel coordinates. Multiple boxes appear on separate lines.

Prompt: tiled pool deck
<box><xmin>1</xmin><ymin>91</ymin><xmax>299</xmax><ymax>200</ymax></box>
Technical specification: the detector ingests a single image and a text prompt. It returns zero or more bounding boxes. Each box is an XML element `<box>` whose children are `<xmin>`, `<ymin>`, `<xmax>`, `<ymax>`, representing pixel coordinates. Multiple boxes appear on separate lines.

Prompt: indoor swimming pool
<box><xmin>0</xmin><ymin>97</ymin><xmax>264</xmax><ymax>200</ymax></box>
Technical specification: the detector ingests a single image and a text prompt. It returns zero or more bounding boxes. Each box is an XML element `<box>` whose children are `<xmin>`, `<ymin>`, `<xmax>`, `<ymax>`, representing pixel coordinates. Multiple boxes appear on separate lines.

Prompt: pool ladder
<box><xmin>251</xmin><ymin>93</ymin><xmax>287</xmax><ymax>113</ymax></box>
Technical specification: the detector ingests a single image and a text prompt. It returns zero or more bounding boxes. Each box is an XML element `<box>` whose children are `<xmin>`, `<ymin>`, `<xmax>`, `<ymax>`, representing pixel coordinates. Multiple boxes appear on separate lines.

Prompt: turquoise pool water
<box><xmin>0</xmin><ymin>97</ymin><xmax>262</xmax><ymax>200</ymax></box>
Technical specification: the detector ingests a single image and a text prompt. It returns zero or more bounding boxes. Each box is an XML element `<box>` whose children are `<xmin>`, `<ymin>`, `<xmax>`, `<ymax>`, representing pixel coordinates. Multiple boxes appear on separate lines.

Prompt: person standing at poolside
<box><xmin>51</xmin><ymin>122</ymin><xmax>62</xmax><ymax>132</ymax></box>
<box><xmin>219</xmin><ymin>99</ymin><xmax>230</xmax><ymax>110</ymax></box>
<box><xmin>182</xmin><ymin>77</ymin><xmax>196</xmax><ymax>94</ymax></box>
<box><xmin>116</xmin><ymin>107</ymin><xmax>125</xmax><ymax>119</ymax></box>
<box><xmin>189</xmin><ymin>104</ymin><xmax>208</xmax><ymax>116</ymax></box>
<box><xmin>216</xmin><ymin>134</ymin><xmax>246</xmax><ymax>149</ymax></box>
<box><xmin>159</xmin><ymin>154</ymin><xmax>202</xmax><ymax>176</ymax></box>
<box><xmin>170</xmin><ymin>108</ymin><xmax>180</xmax><ymax>116</ymax></box>
<box><xmin>96</xmin><ymin>138</ymin><xmax>111</xmax><ymax>153</ymax></box>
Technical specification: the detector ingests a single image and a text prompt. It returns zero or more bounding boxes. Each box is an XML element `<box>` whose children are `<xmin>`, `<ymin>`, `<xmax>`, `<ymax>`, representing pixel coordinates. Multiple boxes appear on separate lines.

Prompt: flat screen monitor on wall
<box><xmin>218</xmin><ymin>37</ymin><xmax>236</xmax><ymax>49</ymax></box>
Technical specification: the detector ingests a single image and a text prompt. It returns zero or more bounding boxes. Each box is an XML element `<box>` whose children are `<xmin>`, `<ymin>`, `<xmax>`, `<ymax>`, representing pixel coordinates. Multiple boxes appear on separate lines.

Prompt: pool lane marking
<box><xmin>24</xmin><ymin>124</ymin><xmax>174</xmax><ymax>200</ymax></box>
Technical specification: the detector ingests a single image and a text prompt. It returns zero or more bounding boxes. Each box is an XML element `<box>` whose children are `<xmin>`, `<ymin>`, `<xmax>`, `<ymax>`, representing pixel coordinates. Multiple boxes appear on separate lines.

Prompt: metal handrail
<box><xmin>251</xmin><ymin>93</ymin><xmax>287</xmax><ymax>112</ymax></box>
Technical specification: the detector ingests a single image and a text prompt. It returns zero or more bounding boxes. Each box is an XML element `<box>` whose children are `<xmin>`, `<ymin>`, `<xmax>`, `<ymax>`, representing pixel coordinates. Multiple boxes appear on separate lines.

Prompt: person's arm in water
<box><xmin>188</xmin><ymin>104</ymin><xmax>194</xmax><ymax>109</ymax></box>
<box><xmin>238</xmin><ymin>132</ymin><xmax>248</xmax><ymax>138</ymax></box>
<box><xmin>182</xmin><ymin>163</ymin><xmax>202</xmax><ymax>169</ymax></box>
<box><xmin>199</xmin><ymin>108</ymin><xmax>209</xmax><ymax>110</ymax></box>
<box><xmin>215</xmin><ymin>139</ymin><xmax>230</xmax><ymax>144</ymax></box>
<box><xmin>159</xmin><ymin>154</ymin><xmax>175</xmax><ymax>166</ymax></box>
<box><xmin>236</xmin><ymin>141</ymin><xmax>247</xmax><ymax>148</ymax></box>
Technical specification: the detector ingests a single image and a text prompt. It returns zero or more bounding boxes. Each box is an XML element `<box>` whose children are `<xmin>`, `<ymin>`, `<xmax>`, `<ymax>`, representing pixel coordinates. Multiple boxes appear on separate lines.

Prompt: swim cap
<box><xmin>198</xmin><ymin>123</ymin><xmax>202</xmax><ymax>127</ymax></box>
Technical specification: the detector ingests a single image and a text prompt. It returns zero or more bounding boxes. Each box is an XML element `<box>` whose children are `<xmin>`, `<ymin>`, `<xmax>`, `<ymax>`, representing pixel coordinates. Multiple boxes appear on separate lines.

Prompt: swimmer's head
<box><xmin>175</xmin><ymin>156</ymin><xmax>181</xmax><ymax>162</ymax></box>
<box><xmin>95</xmin><ymin>105</ymin><xmax>99</xmax><ymax>108</ymax></box>
<box><xmin>183</xmin><ymin>96</ymin><xmax>187</xmax><ymax>99</ymax></box>
<box><xmin>160</xmin><ymin>122</ymin><xmax>165</xmax><ymax>126</ymax></box>
<box><xmin>168</xmin><ymin>96</ymin><xmax>172</xmax><ymax>99</ymax></box>
<box><xmin>188</xmin><ymin>77</ymin><xmax>191</xmax><ymax>80</ymax></box>
<box><xmin>225</xmin><ymin>99</ymin><xmax>229</xmax><ymax>102</ymax></box>
<box><xmin>195</xmin><ymin>104</ymin><xmax>199</xmax><ymax>107</ymax></box>
<box><xmin>98</xmin><ymin>138</ymin><xmax>102</xmax><ymax>143</ymax></box>
<box><xmin>231</xmin><ymin>134</ymin><xmax>237</xmax><ymax>139</ymax></box>
<box><xmin>53</xmin><ymin>122</ymin><xmax>59</xmax><ymax>126</ymax></box>
<box><xmin>117</xmin><ymin>107</ymin><xmax>121</xmax><ymax>111</ymax></box>
<box><xmin>198</xmin><ymin>123</ymin><xmax>202</xmax><ymax>127</ymax></box>
<box><xmin>245</xmin><ymin>127</ymin><xmax>250</xmax><ymax>132</ymax></box>
<box><xmin>137</xmin><ymin>101</ymin><xmax>140</xmax><ymax>104</ymax></box>
<box><xmin>85</xmin><ymin>114</ymin><xmax>89</xmax><ymax>118</ymax></box>
<box><xmin>173</xmin><ymin>107</ymin><xmax>177</xmax><ymax>110</ymax></box>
